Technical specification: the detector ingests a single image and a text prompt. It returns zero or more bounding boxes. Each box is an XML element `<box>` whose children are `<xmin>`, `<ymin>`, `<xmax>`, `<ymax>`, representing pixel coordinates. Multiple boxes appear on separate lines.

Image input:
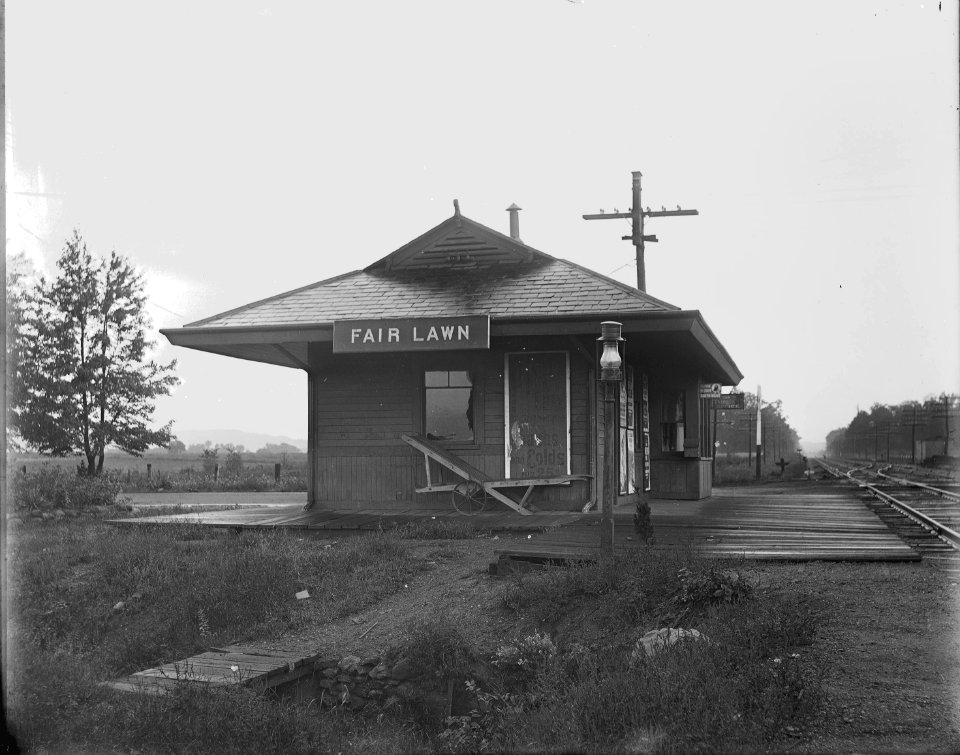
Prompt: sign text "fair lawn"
<box><xmin>332</xmin><ymin>316</ymin><xmax>490</xmax><ymax>353</ymax></box>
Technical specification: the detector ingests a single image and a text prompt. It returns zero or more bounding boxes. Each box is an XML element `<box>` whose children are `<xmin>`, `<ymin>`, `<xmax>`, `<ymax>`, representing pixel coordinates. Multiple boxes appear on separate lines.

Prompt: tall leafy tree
<box><xmin>12</xmin><ymin>231</ymin><xmax>179</xmax><ymax>474</ymax></box>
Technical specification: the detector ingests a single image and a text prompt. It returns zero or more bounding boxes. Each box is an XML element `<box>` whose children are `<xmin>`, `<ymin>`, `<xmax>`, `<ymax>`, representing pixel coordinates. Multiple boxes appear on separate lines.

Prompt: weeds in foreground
<box><xmin>11</xmin><ymin>465</ymin><xmax>122</xmax><ymax>512</ymax></box>
<box><xmin>10</xmin><ymin>675</ymin><xmax>429</xmax><ymax>755</ymax></box>
<box><xmin>435</xmin><ymin>549</ymin><xmax>823</xmax><ymax>753</ymax></box>
<box><xmin>6</xmin><ymin>520</ymin><xmax>422</xmax><ymax>752</ymax></box>
<box><xmin>8</xmin><ymin>516</ymin><xmax>825</xmax><ymax>754</ymax></box>
<box><xmin>393</xmin><ymin>517</ymin><xmax>485</xmax><ymax>540</ymax></box>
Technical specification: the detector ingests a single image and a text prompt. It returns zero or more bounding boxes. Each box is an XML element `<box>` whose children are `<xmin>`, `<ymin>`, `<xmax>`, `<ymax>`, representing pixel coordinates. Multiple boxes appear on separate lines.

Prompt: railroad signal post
<box><xmin>582</xmin><ymin>171</ymin><xmax>699</xmax><ymax>292</ymax></box>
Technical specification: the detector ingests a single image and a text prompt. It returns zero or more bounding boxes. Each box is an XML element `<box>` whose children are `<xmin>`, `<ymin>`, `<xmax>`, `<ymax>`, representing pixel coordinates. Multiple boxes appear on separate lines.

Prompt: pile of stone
<box><xmin>309</xmin><ymin>654</ymin><xmax>419</xmax><ymax>715</ymax></box>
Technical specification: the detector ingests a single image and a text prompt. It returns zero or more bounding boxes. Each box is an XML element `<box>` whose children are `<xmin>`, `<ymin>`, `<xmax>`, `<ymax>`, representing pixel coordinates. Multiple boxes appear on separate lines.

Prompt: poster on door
<box><xmin>619</xmin><ymin>367</ymin><xmax>636</xmax><ymax>494</ymax></box>
<box><xmin>641</xmin><ymin>373</ymin><xmax>651</xmax><ymax>492</ymax></box>
<box><xmin>507</xmin><ymin>352</ymin><xmax>568</xmax><ymax>478</ymax></box>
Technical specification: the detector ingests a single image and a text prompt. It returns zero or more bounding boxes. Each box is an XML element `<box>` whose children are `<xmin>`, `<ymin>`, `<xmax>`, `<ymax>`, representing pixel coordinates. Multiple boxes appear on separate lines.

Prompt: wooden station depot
<box><xmin>162</xmin><ymin>203</ymin><xmax>743</xmax><ymax>512</ymax></box>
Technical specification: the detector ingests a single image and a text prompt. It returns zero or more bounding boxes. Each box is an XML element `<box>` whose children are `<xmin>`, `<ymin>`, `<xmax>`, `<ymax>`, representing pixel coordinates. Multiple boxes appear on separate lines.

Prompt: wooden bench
<box><xmin>401</xmin><ymin>433</ymin><xmax>590</xmax><ymax>515</ymax></box>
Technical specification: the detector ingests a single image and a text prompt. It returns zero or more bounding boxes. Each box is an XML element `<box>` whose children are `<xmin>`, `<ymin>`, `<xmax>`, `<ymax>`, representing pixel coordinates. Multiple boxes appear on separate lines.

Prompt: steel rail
<box><xmin>875</xmin><ymin>466</ymin><xmax>960</xmax><ymax>502</ymax></box>
<box><xmin>815</xmin><ymin>459</ymin><xmax>960</xmax><ymax>551</ymax></box>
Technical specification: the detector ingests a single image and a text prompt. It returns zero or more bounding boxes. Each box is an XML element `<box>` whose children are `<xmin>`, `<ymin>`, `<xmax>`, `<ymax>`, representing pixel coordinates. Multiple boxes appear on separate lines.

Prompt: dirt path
<box><xmin>275</xmin><ymin>535</ymin><xmax>521</xmax><ymax>661</ymax></box>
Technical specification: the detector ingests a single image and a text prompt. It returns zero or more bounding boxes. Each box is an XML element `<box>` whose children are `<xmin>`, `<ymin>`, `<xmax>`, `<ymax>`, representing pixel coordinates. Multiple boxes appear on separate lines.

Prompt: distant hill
<box><xmin>171</xmin><ymin>429</ymin><xmax>308</xmax><ymax>453</ymax></box>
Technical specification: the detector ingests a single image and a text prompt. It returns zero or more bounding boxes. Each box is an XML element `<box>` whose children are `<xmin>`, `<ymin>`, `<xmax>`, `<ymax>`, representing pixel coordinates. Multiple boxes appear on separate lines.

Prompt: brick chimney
<box><xmin>506</xmin><ymin>203</ymin><xmax>522</xmax><ymax>242</ymax></box>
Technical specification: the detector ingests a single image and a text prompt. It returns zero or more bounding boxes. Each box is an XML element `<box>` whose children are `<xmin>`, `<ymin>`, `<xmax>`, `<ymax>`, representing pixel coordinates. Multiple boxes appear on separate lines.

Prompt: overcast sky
<box><xmin>7</xmin><ymin>1</ymin><xmax>959</xmax><ymax>451</ymax></box>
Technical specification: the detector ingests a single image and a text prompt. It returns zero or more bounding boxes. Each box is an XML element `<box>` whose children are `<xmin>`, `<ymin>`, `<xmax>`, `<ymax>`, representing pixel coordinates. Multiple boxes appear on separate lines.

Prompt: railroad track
<box><xmin>816</xmin><ymin>458</ymin><xmax>960</xmax><ymax>575</ymax></box>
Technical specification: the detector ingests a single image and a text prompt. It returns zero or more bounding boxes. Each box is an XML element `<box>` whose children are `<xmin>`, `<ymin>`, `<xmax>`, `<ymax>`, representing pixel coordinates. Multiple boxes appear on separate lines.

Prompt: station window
<box><xmin>660</xmin><ymin>391</ymin><xmax>685</xmax><ymax>453</ymax></box>
<box><xmin>425</xmin><ymin>370</ymin><xmax>474</xmax><ymax>442</ymax></box>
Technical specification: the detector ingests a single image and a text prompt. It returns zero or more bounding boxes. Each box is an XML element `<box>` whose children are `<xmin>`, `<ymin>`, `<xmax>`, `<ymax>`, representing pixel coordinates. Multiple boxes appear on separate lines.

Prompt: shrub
<box><xmin>672</xmin><ymin>564</ymin><xmax>754</xmax><ymax>611</ymax></box>
<box><xmin>493</xmin><ymin>631</ymin><xmax>556</xmax><ymax>677</ymax></box>
<box><xmin>224</xmin><ymin>448</ymin><xmax>244</xmax><ymax>475</ymax></box>
<box><xmin>398</xmin><ymin>616</ymin><xmax>479</xmax><ymax>683</ymax></box>
<box><xmin>200</xmin><ymin>447</ymin><xmax>218</xmax><ymax>473</ymax></box>
<box><xmin>11</xmin><ymin>466</ymin><xmax>122</xmax><ymax>512</ymax></box>
<box><xmin>633</xmin><ymin>499</ymin><xmax>653</xmax><ymax>542</ymax></box>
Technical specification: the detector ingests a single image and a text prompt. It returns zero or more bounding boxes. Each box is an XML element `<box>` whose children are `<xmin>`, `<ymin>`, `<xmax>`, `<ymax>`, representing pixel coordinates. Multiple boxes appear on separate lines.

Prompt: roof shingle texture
<box><xmin>191</xmin><ymin>260</ymin><xmax>677</xmax><ymax>328</ymax></box>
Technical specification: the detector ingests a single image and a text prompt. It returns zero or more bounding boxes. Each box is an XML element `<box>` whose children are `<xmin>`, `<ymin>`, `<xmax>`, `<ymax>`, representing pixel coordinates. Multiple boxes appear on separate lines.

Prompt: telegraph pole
<box><xmin>583</xmin><ymin>171</ymin><xmax>699</xmax><ymax>292</ymax></box>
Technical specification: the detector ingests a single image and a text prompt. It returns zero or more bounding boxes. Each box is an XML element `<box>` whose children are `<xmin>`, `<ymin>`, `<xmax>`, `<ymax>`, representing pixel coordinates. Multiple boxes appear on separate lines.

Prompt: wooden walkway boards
<box><xmin>113</xmin><ymin>481</ymin><xmax>921</xmax><ymax>565</ymax></box>
<box><xmin>101</xmin><ymin>643</ymin><xmax>321</xmax><ymax>696</ymax></box>
<box><xmin>493</xmin><ymin>480</ymin><xmax>921</xmax><ymax>571</ymax></box>
<box><xmin>110</xmin><ymin>503</ymin><xmax>583</xmax><ymax>533</ymax></box>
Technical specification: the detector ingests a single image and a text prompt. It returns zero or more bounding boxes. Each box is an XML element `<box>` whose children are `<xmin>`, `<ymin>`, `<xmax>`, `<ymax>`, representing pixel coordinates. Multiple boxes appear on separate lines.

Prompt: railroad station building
<box><xmin>162</xmin><ymin>203</ymin><xmax>742</xmax><ymax>512</ymax></box>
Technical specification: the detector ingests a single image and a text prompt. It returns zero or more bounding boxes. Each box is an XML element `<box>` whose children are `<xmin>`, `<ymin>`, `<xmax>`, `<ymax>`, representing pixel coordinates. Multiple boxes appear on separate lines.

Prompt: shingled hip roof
<box><xmin>186</xmin><ymin>260</ymin><xmax>675</xmax><ymax>329</ymax></box>
<box><xmin>161</xmin><ymin>209</ymin><xmax>742</xmax><ymax>385</ymax></box>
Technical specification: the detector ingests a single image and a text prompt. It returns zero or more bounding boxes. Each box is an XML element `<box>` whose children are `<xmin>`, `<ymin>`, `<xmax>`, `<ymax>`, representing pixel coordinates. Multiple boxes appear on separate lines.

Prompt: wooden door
<box><xmin>505</xmin><ymin>352</ymin><xmax>570</xmax><ymax>478</ymax></box>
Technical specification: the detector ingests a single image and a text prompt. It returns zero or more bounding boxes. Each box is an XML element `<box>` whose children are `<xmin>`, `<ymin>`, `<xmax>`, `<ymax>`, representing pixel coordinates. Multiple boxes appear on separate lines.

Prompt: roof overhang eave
<box><xmin>492</xmin><ymin>311</ymin><xmax>743</xmax><ymax>386</ymax></box>
<box><xmin>160</xmin><ymin>309</ymin><xmax>743</xmax><ymax>385</ymax></box>
<box><xmin>160</xmin><ymin>325</ymin><xmax>322</xmax><ymax>370</ymax></box>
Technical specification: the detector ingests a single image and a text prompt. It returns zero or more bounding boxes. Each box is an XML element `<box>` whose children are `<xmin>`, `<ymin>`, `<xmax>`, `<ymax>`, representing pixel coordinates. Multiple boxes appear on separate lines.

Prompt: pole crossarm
<box><xmin>581</xmin><ymin>170</ymin><xmax>698</xmax><ymax>292</ymax></box>
<box><xmin>582</xmin><ymin>209</ymin><xmax>699</xmax><ymax>220</ymax></box>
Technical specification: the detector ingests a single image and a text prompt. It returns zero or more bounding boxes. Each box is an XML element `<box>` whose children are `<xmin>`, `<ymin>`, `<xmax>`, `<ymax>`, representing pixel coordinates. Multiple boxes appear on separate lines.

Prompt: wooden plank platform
<box><xmin>101</xmin><ymin>643</ymin><xmax>321</xmax><ymax>696</ymax></box>
<box><xmin>109</xmin><ymin>503</ymin><xmax>584</xmax><ymax>533</ymax></box>
<box><xmin>493</xmin><ymin>480</ymin><xmax>922</xmax><ymax>572</ymax></box>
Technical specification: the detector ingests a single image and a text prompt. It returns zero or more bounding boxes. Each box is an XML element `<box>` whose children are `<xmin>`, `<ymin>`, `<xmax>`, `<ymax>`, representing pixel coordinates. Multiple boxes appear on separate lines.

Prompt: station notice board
<box><xmin>710</xmin><ymin>393</ymin><xmax>745</xmax><ymax>410</ymax></box>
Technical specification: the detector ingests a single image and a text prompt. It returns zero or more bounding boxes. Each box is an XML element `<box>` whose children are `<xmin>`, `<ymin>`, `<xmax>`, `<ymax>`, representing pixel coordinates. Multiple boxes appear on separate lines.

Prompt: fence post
<box><xmin>147</xmin><ymin>463</ymin><xmax>152</xmax><ymax>479</ymax></box>
<box><xmin>214</xmin><ymin>464</ymin><xmax>220</xmax><ymax>483</ymax></box>
<box><xmin>274</xmin><ymin>463</ymin><xmax>281</xmax><ymax>483</ymax></box>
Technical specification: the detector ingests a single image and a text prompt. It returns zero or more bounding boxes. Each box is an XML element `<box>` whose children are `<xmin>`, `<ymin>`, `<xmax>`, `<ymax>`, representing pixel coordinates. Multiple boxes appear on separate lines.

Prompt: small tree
<box><xmin>11</xmin><ymin>230</ymin><xmax>179</xmax><ymax>475</ymax></box>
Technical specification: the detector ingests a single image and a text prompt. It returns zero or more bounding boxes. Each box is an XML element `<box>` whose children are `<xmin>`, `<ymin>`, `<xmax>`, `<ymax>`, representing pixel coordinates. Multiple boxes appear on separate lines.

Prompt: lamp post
<box><xmin>598</xmin><ymin>321</ymin><xmax>624</xmax><ymax>582</ymax></box>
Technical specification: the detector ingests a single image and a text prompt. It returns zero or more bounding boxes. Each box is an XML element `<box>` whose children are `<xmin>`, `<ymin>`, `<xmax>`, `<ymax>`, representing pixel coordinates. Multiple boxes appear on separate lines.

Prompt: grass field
<box><xmin>5</xmin><ymin>517</ymin><xmax>428</xmax><ymax>753</ymax></box>
<box><xmin>11</xmin><ymin>453</ymin><xmax>309</xmax><ymax>494</ymax></box>
<box><xmin>5</xmin><ymin>512</ymin><xmax>824</xmax><ymax>753</ymax></box>
<box><xmin>11</xmin><ymin>451</ymin><xmax>307</xmax><ymax>475</ymax></box>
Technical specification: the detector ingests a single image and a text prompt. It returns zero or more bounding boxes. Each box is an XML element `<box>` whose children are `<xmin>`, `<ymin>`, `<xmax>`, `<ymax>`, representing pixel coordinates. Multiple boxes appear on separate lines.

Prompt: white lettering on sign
<box><xmin>353</xmin><ymin>327</ymin><xmax>404</xmax><ymax>344</ymax></box>
<box><xmin>333</xmin><ymin>317</ymin><xmax>489</xmax><ymax>353</ymax></box>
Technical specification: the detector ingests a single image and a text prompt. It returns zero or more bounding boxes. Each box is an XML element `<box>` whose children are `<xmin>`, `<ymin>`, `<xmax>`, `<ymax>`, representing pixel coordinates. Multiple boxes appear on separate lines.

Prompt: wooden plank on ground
<box><xmin>101</xmin><ymin>644</ymin><xmax>322</xmax><ymax>696</ymax></box>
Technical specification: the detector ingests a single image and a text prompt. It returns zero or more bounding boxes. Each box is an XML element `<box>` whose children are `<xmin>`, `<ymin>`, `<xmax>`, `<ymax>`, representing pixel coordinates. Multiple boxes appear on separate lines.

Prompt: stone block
<box><xmin>390</xmin><ymin>657</ymin><xmax>415</xmax><ymax>680</ymax></box>
<box><xmin>368</xmin><ymin>663</ymin><xmax>391</xmax><ymax>680</ymax></box>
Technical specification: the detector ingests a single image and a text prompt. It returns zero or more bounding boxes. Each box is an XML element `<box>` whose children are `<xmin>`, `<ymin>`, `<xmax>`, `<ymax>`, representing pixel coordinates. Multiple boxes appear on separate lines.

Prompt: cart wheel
<box><xmin>452</xmin><ymin>481</ymin><xmax>487</xmax><ymax>515</ymax></box>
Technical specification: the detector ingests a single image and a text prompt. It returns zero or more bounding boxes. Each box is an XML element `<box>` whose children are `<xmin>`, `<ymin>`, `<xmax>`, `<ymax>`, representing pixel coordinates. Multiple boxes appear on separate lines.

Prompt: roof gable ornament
<box><xmin>367</xmin><ymin>205</ymin><xmax>543</xmax><ymax>272</ymax></box>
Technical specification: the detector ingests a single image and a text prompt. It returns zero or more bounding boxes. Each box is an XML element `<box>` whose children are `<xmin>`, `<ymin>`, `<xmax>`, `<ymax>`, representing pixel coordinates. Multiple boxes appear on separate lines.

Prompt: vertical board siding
<box><xmin>309</xmin><ymin>346</ymin><xmax>589</xmax><ymax>510</ymax></box>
